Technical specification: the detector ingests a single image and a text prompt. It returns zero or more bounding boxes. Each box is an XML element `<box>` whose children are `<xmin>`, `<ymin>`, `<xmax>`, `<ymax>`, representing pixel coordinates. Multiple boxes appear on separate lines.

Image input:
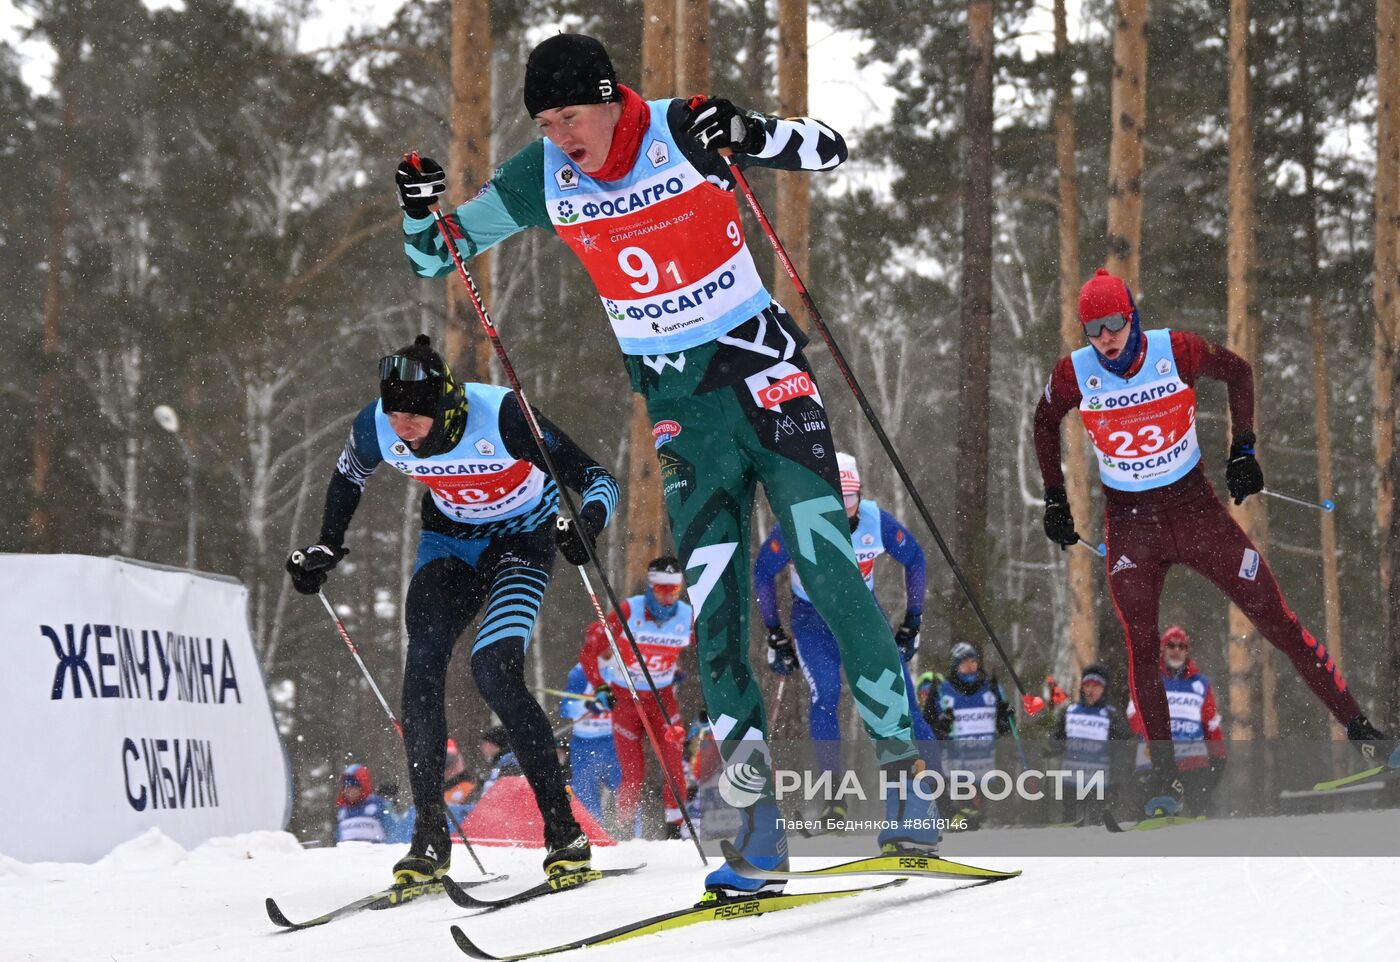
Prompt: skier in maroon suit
<box><xmin>1033</xmin><ymin>268</ymin><xmax>1389</xmax><ymax>814</ymax></box>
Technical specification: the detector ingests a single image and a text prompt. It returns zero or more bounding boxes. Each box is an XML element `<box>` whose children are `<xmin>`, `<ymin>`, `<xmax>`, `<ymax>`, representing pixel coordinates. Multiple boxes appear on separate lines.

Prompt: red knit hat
<box><xmin>1078</xmin><ymin>268</ymin><xmax>1134</xmax><ymax>324</ymax></box>
<box><xmin>1160</xmin><ymin>625</ymin><xmax>1191</xmax><ymax>649</ymax></box>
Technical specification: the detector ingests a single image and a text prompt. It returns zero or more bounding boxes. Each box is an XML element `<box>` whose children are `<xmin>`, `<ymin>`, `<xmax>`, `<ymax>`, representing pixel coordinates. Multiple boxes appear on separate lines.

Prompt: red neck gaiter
<box><xmin>588</xmin><ymin>85</ymin><xmax>648</xmax><ymax>182</ymax></box>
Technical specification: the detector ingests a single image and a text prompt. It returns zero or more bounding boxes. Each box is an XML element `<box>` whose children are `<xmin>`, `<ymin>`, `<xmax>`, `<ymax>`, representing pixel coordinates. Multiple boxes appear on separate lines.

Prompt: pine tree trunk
<box><xmin>1378</xmin><ymin>0</ymin><xmax>1399</xmax><ymax>625</ymax></box>
<box><xmin>621</xmin><ymin>0</ymin><xmax>681</xmax><ymax>587</ymax></box>
<box><xmin>1225</xmin><ymin>0</ymin><xmax>1267</xmax><ymax>741</ymax></box>
<box><xmin>1378</xmin><ymin>0</ymin><xmax>1400</xmax><ymax>731</ymax></box>
<box><xmin>675</xmin><ymin>0</ymin><xmax>711</xmax><ymax>97</ymax></box>
<box><xmin>1295</xmin><ymin>3</ymin><xmax>1345</xmax><ymax>742</ymax></box>
<box><xmin>445</xmin><ymin>0</ymin><xmax>493</xmax><ymax>381</ymax></box>
<box><xmin>29</xmin><ymin>20</ymin><xmax>81</xmax><ymax>551</ymax></box>
<box><xmin>1054</xmin><ymin>0</ymin><xmax>1098</xmax><ymax>681</ymax></box>
<box><xmin>1105</xmin><ymin>0</ymin><xmax>1147</xmax><ymax>290</ymax></box>
<box><xmin>955</xmin><ymin>0</ymin><xmax>994</xmax><ymax>616</ymax></box>
<box><xmin>772</xmin><ymin>0</ymin><xmax>809</xmax><ymax>316</ymax></box>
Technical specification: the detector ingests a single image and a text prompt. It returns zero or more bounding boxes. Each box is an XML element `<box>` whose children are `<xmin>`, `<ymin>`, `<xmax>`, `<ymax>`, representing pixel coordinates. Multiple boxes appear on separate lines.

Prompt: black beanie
<box><xmin>524</xmin><ymin>34</ymin><xmax>620</xmax><ymax>117</ymax></box>
<box><xmin>380</xmin><ymin>334</ymin><xmax>445</xmax><ymax>418</ymax></box>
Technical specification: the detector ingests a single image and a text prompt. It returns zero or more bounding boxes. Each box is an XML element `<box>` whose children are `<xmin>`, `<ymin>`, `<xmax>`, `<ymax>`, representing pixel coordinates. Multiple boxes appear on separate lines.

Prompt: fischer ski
<box><xmin>265</xmin><ymin>874</ymin><xmax>506</xmax><ymax>930</ymax></box>
<box><xmin>442</xmin><ymin>865</ymin><xmax>646</xmax><ymax>911</ymax></box>
<box><xmin>1101</xmin><ymin>809</ymin><xmax>1204</xmax><ymax>833</ymax></box>
<box><xmin>1310</xmin><ymin>764</ymin><xmax>1400</xmax><ymax>793</ymax></box>
<box><xmin>720</xmin><ymin>839</ymin><xmax>1021</xmax><ymax>882</ymax></box>
<box><xmin>448</xmin><ymin>879</ymin><xmax>907</xmax><ymax>959</ymax></box>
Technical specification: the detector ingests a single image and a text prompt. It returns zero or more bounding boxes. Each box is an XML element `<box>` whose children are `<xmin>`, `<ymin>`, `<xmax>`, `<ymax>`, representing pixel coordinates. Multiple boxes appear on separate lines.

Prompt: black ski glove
<box><xmin>1225</xmin><ymin>432</ymin><xmax>1264</xmax><ymax>505</ymax></box>
<box><xmin>395</xmin><ymin>153</ymin><xmax>446</xmax><ymax>218</ymax></box>
<box><xmin>1042</xmin><ymin>486</ymin><xmax>1080</xmax><ymax>549</ymax></box>
<box><xmin>765</xmin><ymin>624</ymin><xmax>798</xmax><ymax>675</ymax></box>
<box><xmin>589</xmin><ymin>683</ymin><xmax>614</xmax><ymax>713</ymax></box>
<box><xmin>286</xmin><ymin>544</ymin><xmax>349</xmax><ymax>595</ymax></box>
<box><xmin>683</xmin><ymin>96</ymin><xmax>765</xmax><ymax>154</ymax></box>
<box><xmin>554</xmin><ymin>502</ymin><xmax>606</xmax><ymax>566</ymax></box>
<box><xmin>893</xmin><ymin>613</ymin><xmax>921</xmax><ymax>662</ymax></box>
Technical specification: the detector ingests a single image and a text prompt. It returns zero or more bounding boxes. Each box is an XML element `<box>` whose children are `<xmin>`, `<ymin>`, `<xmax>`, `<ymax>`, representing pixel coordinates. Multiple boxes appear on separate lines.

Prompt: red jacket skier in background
<box><xmin>579</xmin><ymin>557</ymin><xmax>693</xmax><ymax>837</ymax></box>
<box><xmin>1127</xmin><ymin>627</ymin><xmax>1227</xmax><ymax>812</ymax></box>
<box><xmin>1033</xmin><ymin>269</ymin><xmax>1388</xmax><ymax>812</ymax></box>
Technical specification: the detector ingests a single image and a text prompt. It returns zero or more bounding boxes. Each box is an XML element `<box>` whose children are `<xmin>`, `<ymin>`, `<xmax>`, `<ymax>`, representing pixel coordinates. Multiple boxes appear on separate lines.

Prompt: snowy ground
<box><xmin>4</xmin><ymin>813</ymin><xmax>1398</xmax><ymax>962</ymax></box>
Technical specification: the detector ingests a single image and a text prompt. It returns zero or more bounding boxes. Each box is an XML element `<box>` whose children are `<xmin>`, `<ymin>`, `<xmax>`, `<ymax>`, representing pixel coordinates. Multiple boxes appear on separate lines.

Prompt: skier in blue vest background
<box><xmin>559</xmin><ymin>661</ymin><xmax>622</xmax><ymax>825</ymax></box>
<box><xmin>1052</xmin><ymin>664</ymin><xmax>1132</xmax><ymax>824</ymax></box>
<box><xmin>335</xmin><ymin>763</ymin><xmax>392</xmax><ymax>844</ymax></box>
<box><xmin>929</xmin><ymin>642</ymin><xmax>1012</xmax><ymax>828</ymax></box>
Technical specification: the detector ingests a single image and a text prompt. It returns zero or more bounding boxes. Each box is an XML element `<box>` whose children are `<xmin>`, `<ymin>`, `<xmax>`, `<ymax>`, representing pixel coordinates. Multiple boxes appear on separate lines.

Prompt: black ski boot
<box><xmin>542</xmin><ymin>830</ymin><xmax>591</xmax><ymax>877</ymax></box>
<box><xmin>393</xmin><ymin>820</ymin><xmax>451</xmax><ymax>885</ymax></box>
<box><xmin>1345</xmin><ymin>714</ymin><xmax>1397</xmax><ymax>765</ymax></box>
<box><xmin>1144</xmin><ymin>747</ymin><xmax>1185</xmax><ymax>817</ymax></box>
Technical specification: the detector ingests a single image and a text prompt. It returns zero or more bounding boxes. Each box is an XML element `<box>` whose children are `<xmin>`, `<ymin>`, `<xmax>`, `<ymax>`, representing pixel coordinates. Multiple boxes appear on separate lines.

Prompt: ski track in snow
<box><xmin>4</xmin><ymin>815</ymin><xmax>1399</xmax><ymax>962</ymax></box>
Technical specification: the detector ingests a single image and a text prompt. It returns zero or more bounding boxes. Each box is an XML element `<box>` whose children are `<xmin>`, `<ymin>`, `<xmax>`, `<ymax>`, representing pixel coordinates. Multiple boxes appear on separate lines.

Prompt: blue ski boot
<box><xmin>878</xmin><ymin>759</ymin><xmax>942</xmax><ymax>855</ymax></box>
<box><xmin>703</xmin><ymin>800</ymin><xmax>788</xmax><ymax>898</ymax></box>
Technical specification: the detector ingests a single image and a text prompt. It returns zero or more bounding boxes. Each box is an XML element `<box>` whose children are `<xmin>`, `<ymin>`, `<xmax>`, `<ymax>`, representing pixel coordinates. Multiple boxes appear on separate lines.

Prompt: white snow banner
<box><xmin>0</xmin><ymin>554</ymin><xmax>291</xmax><ymax>862</ymax></box>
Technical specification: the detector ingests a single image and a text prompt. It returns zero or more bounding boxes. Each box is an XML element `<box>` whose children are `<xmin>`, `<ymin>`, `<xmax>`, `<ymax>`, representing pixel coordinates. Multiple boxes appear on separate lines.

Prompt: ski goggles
<box><xmin>647</xmin><ymin>571</ymin><xmax>684</xmax><ymax>601</ymax></box>
<box><xmin>1082</xmin><ymin>312</ymin><xmax>1131</xmax><ymax>338</ymax></box>
<box><xmin>378</xmin><ymin>354</ymin><xmax>440</xmax><ymax>382</ymax></box>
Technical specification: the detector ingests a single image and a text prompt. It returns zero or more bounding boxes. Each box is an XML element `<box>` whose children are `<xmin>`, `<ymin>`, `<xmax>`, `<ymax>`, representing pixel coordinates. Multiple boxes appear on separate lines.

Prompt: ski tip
<box><xmin>450</xmin><ymin>924</ymin><xmax>497</xmax><ymax>960</ymax></box>
<box><xmin>265</xmin><ymin>897</ymin><xmax>295</xmax><ymax>928</ymax></box>
<box><xmin>443</xmin><ymin>876</ymin><xmax>487</xmax><ymax>909</ymax></box>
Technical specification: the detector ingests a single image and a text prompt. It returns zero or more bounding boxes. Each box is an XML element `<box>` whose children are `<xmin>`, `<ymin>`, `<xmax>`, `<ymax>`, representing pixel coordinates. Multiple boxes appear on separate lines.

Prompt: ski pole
<box><xmin>768</xmin><ymin>676</ymin><xmax>787</xmax><ymax>732</ymax></box>
<box><xmin>718</xmin><ymin>149</ymin><xmax>1043</xmax><ymax>716</ymax></box>
<box><xmin>1261</xmin><ymin>488</ymin><xmax>1335</xmax><ymax>513</ymax></box>
<box><xmin>995</xmin><ymin>680</ymin><xmax>1030</xmax><ymax>772</ymax></box>
<box><xmin>305</xmin><ymin>584</ymin><xmax>487</xmax><ymax>874</ymax></box>
<box><xmin>1077</xmin><ymin>538</ymin><xmax>1107</xmax><ymax>557</ymax></box>
<box><xmin>413</xmin><ymin>155</ymin><xmax>706</xmax><ymax>861</ymax></box>
<box><xmin>533</xmin><ymin>686</ymin><xmax>589</xmax><ymax>701</ymax></box>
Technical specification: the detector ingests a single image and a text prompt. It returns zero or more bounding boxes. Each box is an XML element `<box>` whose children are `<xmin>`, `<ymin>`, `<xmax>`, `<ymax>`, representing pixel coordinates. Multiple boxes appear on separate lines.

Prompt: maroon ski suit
<box><xmin>1033</xmin><ymin>329</ymin><xmax>1360</xmax><ymax>749</ymax></box>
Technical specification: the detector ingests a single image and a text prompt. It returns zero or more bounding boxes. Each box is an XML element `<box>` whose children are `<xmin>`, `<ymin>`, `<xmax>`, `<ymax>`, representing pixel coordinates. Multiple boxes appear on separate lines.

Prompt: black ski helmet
<box><xmin>647</xmin><ymin>556</ymin><xmax>683</xmax><ymax>577</ymax></box>
<box><xmin>950</xmin><ymin>641</ymin><xmax>979</xmax><ymax>670</ymax></box>
<box><xmin>524</xmin><ymin>34</ymin><xmax>621</xmax><ymax>117</ymax></box>
<box><xmin>379</xmin><ymin>334</ymin><xmax>465</xmax><ymax>458</ymax></box>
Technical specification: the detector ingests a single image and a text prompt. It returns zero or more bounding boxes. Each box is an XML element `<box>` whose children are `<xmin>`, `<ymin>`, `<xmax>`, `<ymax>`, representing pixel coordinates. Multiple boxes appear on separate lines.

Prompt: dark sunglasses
<box><xmin>379</xmin><ymin>355</ymin><xmax>439</xmax><ymax>382</ymax></box>
<box><xmin>1163</xmin><ymin>642</ymin><xmax>1189</xmax><ymax>650</ymax></box>
<box><xmin>1083</xmin><ymin>312</ymin><xmax>1131</xmax><ymax>338</ymax></box>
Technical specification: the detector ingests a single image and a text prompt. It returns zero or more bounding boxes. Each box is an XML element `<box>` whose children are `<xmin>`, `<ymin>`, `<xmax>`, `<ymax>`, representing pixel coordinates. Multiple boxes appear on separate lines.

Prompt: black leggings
<box><xmin>400</xmin><ymin>528</ymin><xmax>578</xmax><ymax>847</ymax></box>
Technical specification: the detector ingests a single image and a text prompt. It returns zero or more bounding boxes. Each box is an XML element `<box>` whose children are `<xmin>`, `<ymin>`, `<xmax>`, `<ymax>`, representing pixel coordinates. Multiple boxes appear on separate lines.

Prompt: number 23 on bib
<box><xmin>1070</xmin><ymin>328</ymin><xmax>1201</xmax><ymax>492</ymax></box>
